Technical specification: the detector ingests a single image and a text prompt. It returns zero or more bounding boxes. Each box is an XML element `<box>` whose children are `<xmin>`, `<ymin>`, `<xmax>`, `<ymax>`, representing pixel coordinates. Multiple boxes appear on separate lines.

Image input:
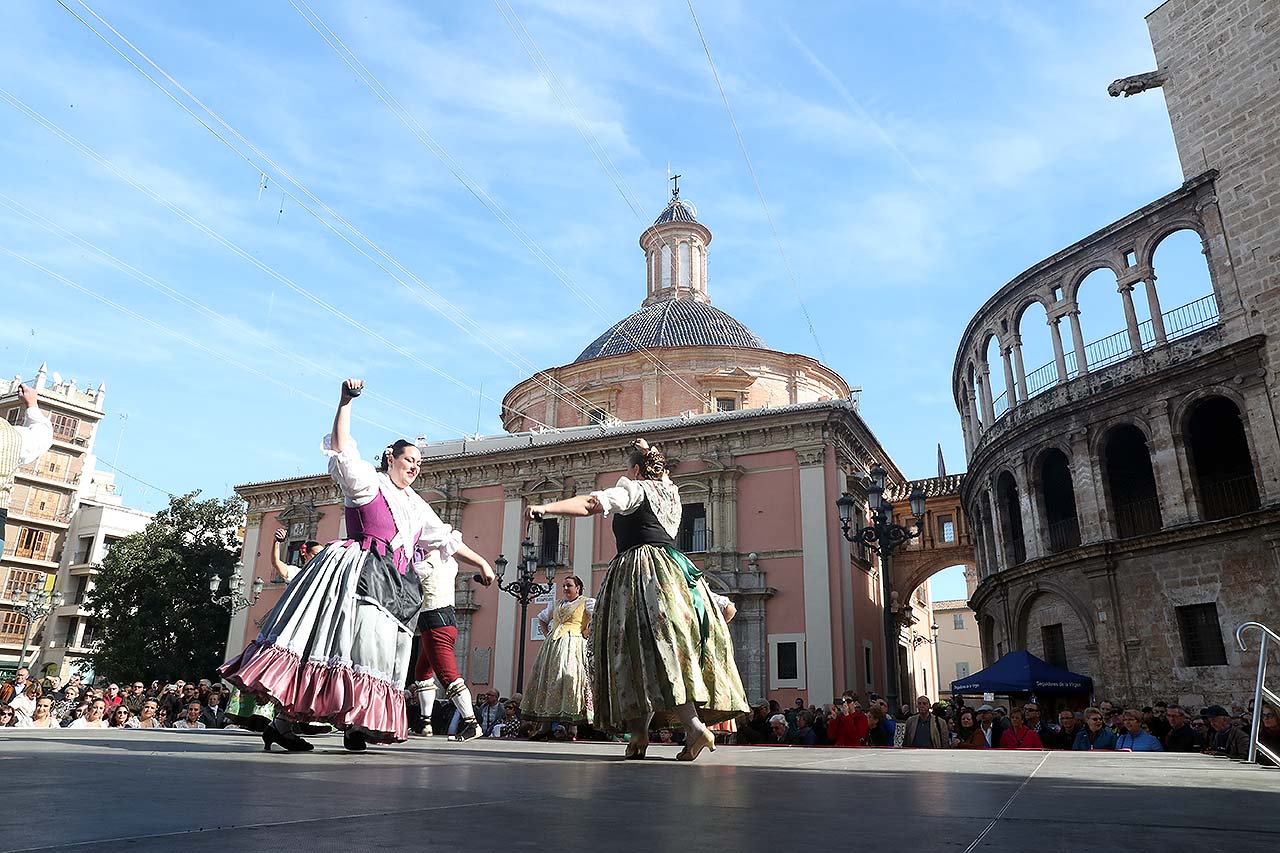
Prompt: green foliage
<box><xmin>82</xmin><ymin>492</ymin><xmax>244</xmax><ymax>682</ymax></box>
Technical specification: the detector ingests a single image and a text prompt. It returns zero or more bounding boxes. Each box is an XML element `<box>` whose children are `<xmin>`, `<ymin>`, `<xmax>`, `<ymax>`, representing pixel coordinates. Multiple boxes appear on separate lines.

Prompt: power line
<box><xmin>94</xmin><ymin>458</ymin><xmax>177</xmax><ymax>500</ymax></box>
<box><xmin>55</xmin><ymin>0</ymin><xmax>591</xmax><ymax>431</ymax></box>
<box><xmin>685</xmin><ymin>0</ymin><xmax>828</xmax><ymax>362</ymax></box>
<box><xmin>285</xmin><ymin>0</ymin><xmax>712</xmax><ymax>410</ymax></box>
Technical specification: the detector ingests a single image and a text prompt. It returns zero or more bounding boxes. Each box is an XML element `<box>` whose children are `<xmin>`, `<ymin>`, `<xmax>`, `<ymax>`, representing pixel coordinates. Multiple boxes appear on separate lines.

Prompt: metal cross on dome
<box><xmin>670</xmin><ymin>173</ymin><xmax>681</xmax><ymax>198</ymax></box>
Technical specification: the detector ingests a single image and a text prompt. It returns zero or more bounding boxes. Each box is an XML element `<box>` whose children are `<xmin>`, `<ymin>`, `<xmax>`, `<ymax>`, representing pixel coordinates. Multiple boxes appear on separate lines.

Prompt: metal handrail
<box><xmin>1235</xmin><ymin>621</ymin><xmax>1280</xmax><ymax>766</ymax></box>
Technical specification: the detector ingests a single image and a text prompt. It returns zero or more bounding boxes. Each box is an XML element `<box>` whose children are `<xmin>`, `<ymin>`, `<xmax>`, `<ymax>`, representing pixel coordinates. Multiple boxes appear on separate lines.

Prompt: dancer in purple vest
<box><xmin>221</xmin><ymin>379</ymin><xmax>495</xmax><ymax>752</ymax></box>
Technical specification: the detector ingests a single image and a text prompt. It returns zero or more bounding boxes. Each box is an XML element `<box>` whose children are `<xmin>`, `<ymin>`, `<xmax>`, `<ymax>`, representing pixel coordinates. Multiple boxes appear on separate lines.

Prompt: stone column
<box><xmin>978</xmin><ymin>366</ymin><xmax>996</xmax><ymax>424</ymax></box>
<box><xmin>1017</xmin><ymin>457</ymin><xmax>1044</xmax><ymax>561</ymax></box>
<box><xmin>1143</xmin><ymin>276</ymin><xmax>1167</xmax><ymax>344</ymax></box>
<box><xmin>1049</xmin><ymin>315</ymin><xmax>1069</xmax><ymax>382</ymax></box>
<box><xmin>1069</xmin><ymin>429</ymin><xmax>1106</xmax><ymax>544</ymax></box>
<box><xmin>572</xmin><ymin>514</ymin><xmax>595</xmax><ymax>595</ymax></box>
<box><xmin>1011</xmin><ymin>334</ymin><xmax>1029</xmax><ymax>402</ymax></box>
<box><xmin>966</xmin><ymin>383</ymin><xmax>981</xmax><ymax>438</ymax></box>
<box><xmin>1000</xmin><ymin>344</ymin><xmax>1018</xmax><ymax>408</ymax></box>
<box><xmin>1146</xmin><ymin>401</ymin><xmax>1191</xmax><ymax>526</ymax></box>
<box><xmin>492</xmin><ymin>486</ymin><xmax>524</xmax><ymax>696</ymax></box>
<box><xmin>796</xmin><ymin>444</ymin><xmax>835</xmax><ymax>704</ymax></box>
<box><xmin>984</xmin><ymin>486</ymin><xmax>1007</xmax><ymax>574</ymax></box>
<box><xmin>1068</xmin><ymin>308</ymin><xmax>1089</xmax><ymax>376</ymax></box>
<box><xmin>1118</xmin><ymin>282</ymin><xmax>1145</xmax><ymax>355</ymax></box>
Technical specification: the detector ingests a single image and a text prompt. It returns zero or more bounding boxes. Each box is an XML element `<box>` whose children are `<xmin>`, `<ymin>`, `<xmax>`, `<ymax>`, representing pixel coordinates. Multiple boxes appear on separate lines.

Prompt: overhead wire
<box><xmin>0</xmin><ymin>190</ymin><xmax>457</xmax><ymax>434</ymax></box>
<box><xmin>685</xmin><ymin>0</ymin><xmax>828</xmax><ymax>363</ymax></box>
<box><xmin>0</xmin><ymin>244</ymin><xmax>411</xmax><ymax>436</ymax></box>
<box><xmin>56</xmin><ymin>0</ymin><xmax>596</xmax><ymax>430</ymax></box>
<box><xmin>284</xmin><ymin>0</ymin><xmax>712</xmax><ymax>409</ymax></box>
<box><xmin>0</xmin><ymin>85</ymin><xmax>500</xmax><ymax>436</ymax></box>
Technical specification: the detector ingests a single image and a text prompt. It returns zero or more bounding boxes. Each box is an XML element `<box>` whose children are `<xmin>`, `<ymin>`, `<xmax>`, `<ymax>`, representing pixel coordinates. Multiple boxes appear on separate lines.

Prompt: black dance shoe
<box><xmin>450</xmin><ymin>718</ymin><xmax>481</xmax><ymax>741</ymax></box>
<box><xmin>263</xmin><ymin>725</ymin><xmax>314</xmax><ymax>753</ymax></box>
<box><xmin>343</xmin><ymin>730</ymin><xmax>368</xmax><ymax>752</ymax></box>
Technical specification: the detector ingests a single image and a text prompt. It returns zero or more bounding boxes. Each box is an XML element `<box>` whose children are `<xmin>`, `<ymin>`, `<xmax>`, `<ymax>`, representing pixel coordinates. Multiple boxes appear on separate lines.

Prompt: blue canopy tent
<box><xmin>950</xmin><ymin>651</ymin><xmax>1093</xmax><ymax>696</ymax></box>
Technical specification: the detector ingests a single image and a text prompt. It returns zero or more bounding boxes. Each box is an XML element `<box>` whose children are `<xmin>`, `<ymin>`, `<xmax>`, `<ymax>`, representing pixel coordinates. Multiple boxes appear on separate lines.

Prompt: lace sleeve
<box><xmin>589</xmin><ymin>476</ymin><xmax>645</xmax><ymax>516</ymax></box>
<box><xmin>321</xmin><ymin>434</ymin><xmax>380</xmax><ymax>505</ymax></box>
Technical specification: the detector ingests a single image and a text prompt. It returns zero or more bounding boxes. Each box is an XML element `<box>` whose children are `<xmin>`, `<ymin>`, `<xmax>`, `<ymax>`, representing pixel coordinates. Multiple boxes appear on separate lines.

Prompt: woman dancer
<box><xmin>523</xmin><ymin>575</ymin><xmax>595</xmax><ymax>739</ymax></box>
<box><xmin>221</xmin><ymin>379</ymin><xmax>494</xmax><ymax>752</ymax></box>
<box><xmin>528</xmin><ymin>438</ymin><xmax>747</xmax><ymax>761</ymax></box>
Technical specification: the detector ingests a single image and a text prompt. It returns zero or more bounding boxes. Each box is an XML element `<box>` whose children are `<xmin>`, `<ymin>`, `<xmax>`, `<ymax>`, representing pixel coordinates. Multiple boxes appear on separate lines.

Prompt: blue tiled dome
<box><xmin>574</xmin><ymin>299</ymin><xmax>766</xmax><ymax>363</ymax></box>
<box><xmin>653</xmin><ymin>196</ymin><xmax>699</xmax><ymax>225</ymax></box>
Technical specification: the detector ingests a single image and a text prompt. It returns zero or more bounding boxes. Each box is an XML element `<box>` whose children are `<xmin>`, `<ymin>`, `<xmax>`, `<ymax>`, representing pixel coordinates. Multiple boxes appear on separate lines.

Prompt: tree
<box><xmin>83</xmin><ymin>492</ymin><xmax>244</xmax><ymax>682</ymax></box>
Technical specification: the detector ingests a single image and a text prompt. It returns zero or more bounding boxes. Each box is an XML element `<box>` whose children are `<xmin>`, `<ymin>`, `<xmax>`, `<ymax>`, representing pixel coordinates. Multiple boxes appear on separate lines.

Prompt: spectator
<box><xmin>102</xmin><ymin>684</ymin><xmax>123</xmax><ymax>713</ymax></box>
<box><xmin>1073</xmin><ymin>707</ymin><xmax>1117</xmax><ymax>750</ymax></box>
<box><xmin>998</xmin><ymin>708</ymin><xmax>1043</xmax><ymax>749</ymax></box>
<box><xmin>826</xmin><ymin>697</ymin><xmax>869</xmax><ymax>747</ymax></box>
<box><xmin>61</xmin><ymin>700</ymin><xmax>89</xmax><ymax>728</ymax></box>
<box><xmin>160</xmin><ymin>684</ymin><xmax>186</xmax><ymax>721</ymax></box>
<box><xmin>156</xmin><ymin>707</ymin><xmax>172</xmax><ymax>728</ymax></box>
<box><xmin>1023</xmin><ymin>702</ymin><xmax>1056</xmax><ymax>741</ymax></box>
<box><xmin>1259</xmin><ymin>703</ymin><xmax>1279</xmax><ymax>765</ymax></box>
<box><xmin>476</xmin><ymin>690</ymin><xmax>504</xmax><ymax>737</ymax></box>
<box><xmin>108</xmin><ymin>705</ymin><xmax>137</xmax><ymax>729</ymax></box>
<box><xmin>1043</xmin><ymin>709</ymin><xmax>1081</xmax><ymax>750</ymax></box>
<box><xmin>1147</xmin><ymin>701</ymin><xmax>1171</xmax><ymax>740</ymax></box>
<box><xmin>865</xmin><ymin>706</ymin><xmax>892</xmax><ymax>747</ymax></box>
<box><xmin>1116</xmin><ymin>709</ymin><xmax>1163</xmax><ymax>751</ymax></box>
<box><xmin>1163</xmin><ymin>705</ymin><xmax>1204</xmax><ymax>753</ymax></box>
<box><xmin>785</xmin><ymin>697</ymin><xmax>806</xmax><ymax>731</ymax></box>
<box><xmin>875</xmin><ymin>698</ymin><xmax>897</xmax><ymax>743</ymax></box>
<box><xmin>737</xmin><ymin>702</ymin><xmax>772</xmax><ymax>745</ymax></box>
<box><xmin>1202</xmin><ymin>705</ymin><xmax>1247</xmax><ymax>758</ymax></box>
<box><xmin>70</xmin><ymin>698</ymin><xmax>109</xmax><ymax>728</ymax></box>
<box><xmin>1104</xmin><ymin>708</ymin><xmax>1124</xmax><ymax>736</ymax></box>
<box><xmin>0</xmin><ymin>705</ymin><xmax>15</xmax><ymax>727</ymax></box>
<box><xmin>136</xmin><ymin>699</ymin><xmax>162</xmax><ymax>729</ymax></box>
<box><xmin>41</xmin><ymin>676</ymin><xmax>61</xmax><ymax>698</ymax></box>
<box><xmin>0</xmin><ymin>666</ymin><xmax>30</xmax><ymax>705</ymax></box>
<box><xmin>26</xmin><ymin>697</ymin><xmax>56</xmax><ymax>728</ymax></box>
<box><xmin>904</xmin><ymin>696</ymin><xmax>949</xmax><ymax>748</ymax></box>
<box><xmin>767</xmin><ymin>714</ymin><xmax>789</xmax><ymax>744</ymax></box>
<box><xmin>50</xmin><ymin>685</ymin><xmax>79</xmax><ymax>722</ymax></box>
<box><xmin>123</xmin><ymin>681</ymin><xmax>148</xmax><ymax>716</ymax></box>
<box><xmin>951</xmin><ymin>708</ymin><xmax>978</xmax><ymax>746</ymax></box>
<box><xmin>200</xmin><ymin>688</ymin><xmax>228</xmax><ymax>729</ymax></box>
<box><xmin>8</xmin><ymin>681</ymin><xmax>41</xmax><ymax>726</ymax></box>
<box><xmin>960</xmin><ymin>704</ymin><xmax>998</xmax><ymax>748</ymax></box>
<box><xmin>173</xmin><ymin>702</ymin><xmax>206</xmax><ymax>730</ymax></box>
<box><xmin>791</xmin><ymin>711</ymin><xmax>818</xmax><ymax>746</ymax></box>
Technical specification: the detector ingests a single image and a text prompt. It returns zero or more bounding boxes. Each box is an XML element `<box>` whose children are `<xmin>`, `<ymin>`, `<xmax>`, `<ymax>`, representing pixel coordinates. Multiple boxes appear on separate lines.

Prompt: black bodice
<box><xmin>612</xmin><ymin>495</ymin><xmax>675</xmax><ymax>553</ymax></box>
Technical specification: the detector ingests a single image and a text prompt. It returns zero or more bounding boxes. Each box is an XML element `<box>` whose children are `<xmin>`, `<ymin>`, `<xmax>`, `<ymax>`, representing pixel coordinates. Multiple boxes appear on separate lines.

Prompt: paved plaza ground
<box><xmin>1</xmin><ymin>729</ymin><xmax>1277</xmax><ymax>851</ymax></box>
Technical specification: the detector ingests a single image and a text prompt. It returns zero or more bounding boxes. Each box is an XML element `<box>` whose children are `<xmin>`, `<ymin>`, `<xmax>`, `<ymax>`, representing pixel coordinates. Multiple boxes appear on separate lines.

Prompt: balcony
<box><xmin>1114</xmin><ymin>497</ymin><xmax>1163</xmax><ymax>539</ymax></box>
<box><xmin>678</xmin><ymin>526</ymin><xmax>712</xmax><ymax>554</ymax></box>
<box><xmin>1045</xmin><ymin>517</ymin><xmax>1081</xmax><ymax>554</ymax></box>
<box><xmin>1197</xmin><ymin>474</ymin><xmax>1261</xmax><ymax>521</ymax></box>
<box><xmin>992</xmin><ymin>294</ymin><xmax>1218</xmax><ymax>416</ymax></box>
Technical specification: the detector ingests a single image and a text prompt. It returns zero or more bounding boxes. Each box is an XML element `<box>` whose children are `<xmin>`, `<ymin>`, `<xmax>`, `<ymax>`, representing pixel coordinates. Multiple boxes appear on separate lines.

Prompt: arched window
<box><xmin>660</xmin><ymin>244</ymin><xmax>672</xmax><ymax>289</ymax></box>
<box><xmin>1017</xmin><ymin>300</ymin><xmax>1057</xmax><ymax>398</ymax></box>
<box><xmin>1074</xmin><ymin>267</ymin><xmax>1130</xmax><ymax>370</ymax></box>
<box><xmin>1149</xmin><ymin>228</ymin><xmax>1218</xmax><ymax>340</ymax></box>
<box><xmin>1040</xmin><ymin>449</ymin><xmax>1080</xmax><ymax>552</ymax></box>
<box><xmin>978</xmin><ymin>500</ymin><xmax>998</xmax><ymax>575</ymax></box>
<box><xmin>1186</xmin><ymin>397</ymin><xmax>1259</xmax><ymax>520</ymax></box>
<box><xmin>984</xmin><ymin>335</ymin><xmax>1007</xmax><ymax>418</ymax></box>
<box><xmin>995</xmin><ymin>471</ymin><xmax>1026</xmax><ymax>566</ymax></box>
<box><xmin>1103</xmin><ymin>425</ymin><xmax>1162</xmax><ymax>537</ymax></box>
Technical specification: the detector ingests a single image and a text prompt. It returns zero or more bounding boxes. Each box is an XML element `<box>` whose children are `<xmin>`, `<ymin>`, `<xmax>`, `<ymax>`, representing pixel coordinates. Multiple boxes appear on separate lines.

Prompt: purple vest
<box><xmin>345</xmin><ymin>492</ymin><xmax>413</xmax><ymax>574</ymax></box>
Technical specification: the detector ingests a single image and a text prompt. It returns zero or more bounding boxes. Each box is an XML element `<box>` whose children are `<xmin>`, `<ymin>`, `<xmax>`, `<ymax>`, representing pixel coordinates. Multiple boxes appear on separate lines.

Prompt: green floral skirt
<box><xmin>590</xmin><ymin>544</ymin><xmax>747</xmax><ymax>731</ymax></box>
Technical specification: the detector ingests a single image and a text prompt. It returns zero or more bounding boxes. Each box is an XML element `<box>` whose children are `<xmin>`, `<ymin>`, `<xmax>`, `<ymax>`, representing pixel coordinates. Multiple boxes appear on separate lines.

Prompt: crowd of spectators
<box><xmin>730</xmin><ymin>690</ymin><xmax>1279</xmax><ymax>763</ymax></box>
<box><xmin>4</xmin><ymin>663</ymin><xmax>1276</xmax><ymax>764</ymax></box>
<box><xmin>0</xmin><ymin>667</ymin><xmax>233</xmax><ymax>730</ymax></box>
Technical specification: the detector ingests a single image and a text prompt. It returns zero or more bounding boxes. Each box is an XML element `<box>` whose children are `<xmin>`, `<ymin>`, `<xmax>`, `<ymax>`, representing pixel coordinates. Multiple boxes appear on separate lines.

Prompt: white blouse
<box><xmin>10</xmin><ymin>406</ymin><xmax>53</xmax><ymax>465</ymax></box>
<box><xmin>590</xmin><ymin>476</ymin><xmax>682</xmax><ymax>538</ymax></box>
<box><xmin>323</xmin><ymin>434</ymin><xmax>461</xmax><ymax>565</ymax></box>
<box><xmin>536</xmin><ymin>596</ymin><xmax>597</xmax><ymax>627</ymax></box>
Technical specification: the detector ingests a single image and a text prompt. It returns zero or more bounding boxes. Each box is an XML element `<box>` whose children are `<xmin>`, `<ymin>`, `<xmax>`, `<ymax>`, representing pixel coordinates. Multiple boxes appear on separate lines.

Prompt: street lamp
<box><xmin>209</xmin><ymin>565</ymin><xmax>264</xmax><ymax>613</ymax></box>
<box><xmin>836</xmin><ymin>464</ymin><xmax>927</xmax><ymax>711</ymax></box>
<box><xmin>491</xmin><ymin>529</ymin><xmax>556</xmax><ymax>693</ymax></box>
<box><xmin>13</xmin><ymin>584</ymin><xmax>64</xmax><ymax>670</ymax></box>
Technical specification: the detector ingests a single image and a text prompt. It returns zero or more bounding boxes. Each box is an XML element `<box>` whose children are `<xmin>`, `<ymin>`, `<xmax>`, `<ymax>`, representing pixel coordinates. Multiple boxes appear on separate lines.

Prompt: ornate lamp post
<box><xmin>13</xmin><ymin>584</ymin><xmax>64</xmax><ymax>670</ymax></box>
<box><xmin>836</xmin><ymin>464</ymin><xmax>927</xmax><ymax>711</ymax></box>
<box><xmin>492</xmin><ymin>532</ymin><xmax>555</xmax><ymax>694</ymax></box>
<box><xmin>209</xmin><ymin>566</ymin><xmax>265</xmax><ymax>613</ymax></box>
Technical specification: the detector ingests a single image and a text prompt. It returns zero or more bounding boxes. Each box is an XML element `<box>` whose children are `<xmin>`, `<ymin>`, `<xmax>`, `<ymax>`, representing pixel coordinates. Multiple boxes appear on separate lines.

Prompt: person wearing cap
<box><xmin>1115</xmin><ymin>709</ymin><xmax>1163</xmax><ymax>751</ymax></box>
<box><xmin>959</xmin><ymin>704</ymin><xmax>998</xmax><ymax>748</ymax></box>
<box><xmin>1202</xmin><ymin>705</ymin><xmax>1248</xmax><ymax>758</ymax></box>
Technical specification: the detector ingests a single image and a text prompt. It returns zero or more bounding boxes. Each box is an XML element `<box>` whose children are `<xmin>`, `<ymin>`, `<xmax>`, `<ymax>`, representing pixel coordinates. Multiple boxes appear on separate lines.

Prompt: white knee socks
<box><xmin>446</xmin><ymin>679</ymin><xmax>474</xmax><ymax>720</ymax></box>
<box><xmin>413</xmin><ymin>678</ymin><xmax>438</xmax><ymax>710</ymax></box>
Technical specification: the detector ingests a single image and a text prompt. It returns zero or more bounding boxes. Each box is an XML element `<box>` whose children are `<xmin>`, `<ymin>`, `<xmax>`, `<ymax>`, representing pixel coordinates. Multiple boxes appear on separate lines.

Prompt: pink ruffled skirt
<box><xmin>220</xmin><ymin>541</ymin><xmax>413</xmax><ymax>744</ymax></box>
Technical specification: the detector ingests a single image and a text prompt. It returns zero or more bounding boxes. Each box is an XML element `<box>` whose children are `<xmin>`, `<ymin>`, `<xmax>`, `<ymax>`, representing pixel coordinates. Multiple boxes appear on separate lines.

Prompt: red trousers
<box><xmin>415</xmin><ymin>623</ymin><xmax>460</xmax><ymax>685</ymax></box>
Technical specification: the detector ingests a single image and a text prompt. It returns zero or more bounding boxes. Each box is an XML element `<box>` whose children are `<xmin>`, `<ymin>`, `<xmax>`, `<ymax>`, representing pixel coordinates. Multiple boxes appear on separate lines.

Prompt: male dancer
<box><xmin>1</xmin><ymin>383</ymin><xmax>53</xmax><ymax>555</ymax></box>
<box><xmin>412</xmin><ymin>534</ymin><xmax>494</xmax><ymax>740</ymax></box>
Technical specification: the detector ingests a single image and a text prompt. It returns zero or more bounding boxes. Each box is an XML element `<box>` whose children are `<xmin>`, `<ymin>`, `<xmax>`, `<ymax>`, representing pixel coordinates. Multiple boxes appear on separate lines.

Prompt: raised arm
<box><xmin>14</xmin><ymin>383</ymin><xmax>53</xmax><ymax>464</ymax></box>
<box><xmin>526</xmin><ymin>495</ymin><xmax>601</xmax><ymax>520</ymax></box>
<box><xmin>268</xmin><ymin>528</ymin><xmax>294</xmax><ymax>582</ymax></box>
<box><xmin>329</xmin><ymin>378</ymin><xmax>363</xmax><ymax>456</ymax></box>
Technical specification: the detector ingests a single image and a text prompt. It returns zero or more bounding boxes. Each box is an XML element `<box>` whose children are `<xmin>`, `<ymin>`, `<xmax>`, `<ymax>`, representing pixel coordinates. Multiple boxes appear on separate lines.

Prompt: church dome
<box><xmin>653</xmin><ymin>195</ymin><xmax>699</xmax><ymax>225</ymax></box>
<box><xmin>574</xmin><ymin>298</ymin><xmax>766</xmax><ymax>363</ymax></box>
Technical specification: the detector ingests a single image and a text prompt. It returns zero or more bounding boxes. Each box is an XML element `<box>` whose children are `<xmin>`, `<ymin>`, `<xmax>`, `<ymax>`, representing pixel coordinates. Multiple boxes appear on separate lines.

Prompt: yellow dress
<box><xmin>523</xmin><ymin>596</ymin><xmax>594</xmax><ymax>723</ymax></box>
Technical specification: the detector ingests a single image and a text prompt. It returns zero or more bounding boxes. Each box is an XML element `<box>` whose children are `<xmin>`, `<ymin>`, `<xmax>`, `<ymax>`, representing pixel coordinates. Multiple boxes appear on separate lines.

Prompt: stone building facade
<box><xmin>227</xmin><ymin>189</ymin><xmax>942</xmax><ymax>708</ymax></box>
<box><xmin>953</xmin><ymin>1</ymin><xmax>1280</xmax><ymax>707</ymax></box>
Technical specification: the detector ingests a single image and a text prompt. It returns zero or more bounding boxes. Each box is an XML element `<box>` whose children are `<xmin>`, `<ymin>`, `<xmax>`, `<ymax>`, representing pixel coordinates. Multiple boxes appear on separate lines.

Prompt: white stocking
<box><xmin>675</xmin><ymin>702</ymin><xmax>707</xmax><ymax>736</ymax></box>
<box><xmin>413</xmin><ymin>678</ymin><xmax>438</xmax><ymax>710</ymax></box>
<box><xmin>446</xmin><ymin>679</ymin><xmax>475</xmax><ymax>720</ymax></box>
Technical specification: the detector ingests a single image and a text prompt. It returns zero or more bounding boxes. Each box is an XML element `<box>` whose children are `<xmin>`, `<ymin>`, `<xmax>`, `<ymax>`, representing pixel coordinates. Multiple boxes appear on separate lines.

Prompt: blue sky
<box><xmin>0</xmin><ymin>2</ymin><xmax>1205</xmax><ymax>599</ymax></box>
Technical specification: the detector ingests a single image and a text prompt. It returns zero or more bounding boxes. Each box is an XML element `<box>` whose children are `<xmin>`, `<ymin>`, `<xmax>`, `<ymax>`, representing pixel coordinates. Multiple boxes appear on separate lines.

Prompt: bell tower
<box><xmin>640</xmin><ymin>176</ymin><xmax>714</xmax><ymax>307</ymax></box>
